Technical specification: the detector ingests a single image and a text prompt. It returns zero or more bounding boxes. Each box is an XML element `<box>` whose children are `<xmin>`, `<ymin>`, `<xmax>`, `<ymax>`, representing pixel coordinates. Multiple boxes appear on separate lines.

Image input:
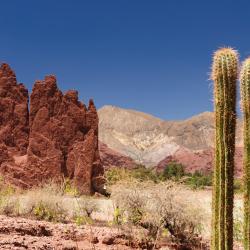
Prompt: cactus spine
<box><xmin>240</xmin><ymin>58</ymin><xmax>250</xmax><ymax>249</ymax></box>
<box><xmin>211</xmin><ymin>48</ymin><xmax>238</xmax><ymax>250</ymax></box>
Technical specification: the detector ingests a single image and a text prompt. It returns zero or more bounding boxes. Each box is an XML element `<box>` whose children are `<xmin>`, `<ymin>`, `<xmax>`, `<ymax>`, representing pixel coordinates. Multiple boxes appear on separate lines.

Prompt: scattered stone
<box><xmin>90</xmin><ymin>236</ymin><xmax>99</xmax><ymax>244</ymax></box>
<box><xmin>102</xmin><ymin>236</ymin><xmax>115</xmax><ymax>245</ymax></box>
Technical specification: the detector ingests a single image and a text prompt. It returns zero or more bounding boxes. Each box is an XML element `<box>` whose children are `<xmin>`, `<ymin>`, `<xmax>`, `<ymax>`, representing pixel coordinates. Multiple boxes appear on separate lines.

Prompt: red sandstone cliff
<box><xmin>0</xmin><ymin>63</ymin><xmax>104</xmax><ymax>194</ymax></box>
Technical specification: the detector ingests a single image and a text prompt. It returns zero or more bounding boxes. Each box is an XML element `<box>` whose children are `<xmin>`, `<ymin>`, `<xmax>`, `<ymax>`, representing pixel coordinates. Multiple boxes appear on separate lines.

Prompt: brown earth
<box><xmin>0</xmin><ymin>215</ymin><xmax>210</xmax><ymax>250</ymax></box>
<box><xmin>0</xmin><ymin>63</ymin><xmax>104</xmax><ymax>194</ymax></box>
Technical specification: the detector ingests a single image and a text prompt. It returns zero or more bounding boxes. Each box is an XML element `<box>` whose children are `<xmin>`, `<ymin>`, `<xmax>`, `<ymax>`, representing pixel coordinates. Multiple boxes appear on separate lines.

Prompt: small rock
<box><xmin>90</xmin><ymin>236</ymin><xmax>99</xmax><ymax>244</ymax></box>
<box><xmin>102</xmin><ymin>236</ymin><xmax>115</xmax><ymax>245</ymax></box>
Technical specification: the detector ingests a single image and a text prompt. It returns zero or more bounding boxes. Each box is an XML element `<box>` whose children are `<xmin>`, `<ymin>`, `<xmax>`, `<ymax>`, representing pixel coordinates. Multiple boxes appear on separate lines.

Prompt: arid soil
<box><xmin>0</xmin><ymin>214</ymin><xmax>243</xmax><ymax>250</ymax></box>
<box><xmin>0</xmin><ymin>215</ymin><xmax>176</xmax><ymax>250</ymax></box>
<box><xmin>0</xmin><ymin>215</ymin><xmax>142</xmax><ymax>249</ymax></box>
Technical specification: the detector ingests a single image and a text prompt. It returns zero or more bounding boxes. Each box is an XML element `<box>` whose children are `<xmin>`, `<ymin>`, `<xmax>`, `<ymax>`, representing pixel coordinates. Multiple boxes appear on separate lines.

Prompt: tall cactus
<box><xmin>211</xmin><ymin>48</ymin><xmax>238</xmax><ymax>250</ymax></box>
<box><xmin>240</xmin><ymin>57</ymin><xmax>250</xmax><ymax>249</ymax></box>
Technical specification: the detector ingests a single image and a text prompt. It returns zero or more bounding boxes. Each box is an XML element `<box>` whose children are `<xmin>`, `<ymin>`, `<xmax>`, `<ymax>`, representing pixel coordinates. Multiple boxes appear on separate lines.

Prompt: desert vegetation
<box><xmin>0</xmin><ymin>169</ymin><xmax>245</xmax><ymax>249</ymax></box>
<box><xmin>110</xmin><ymin>180</ymin><xmax>208</xmax><ymax>247</ymax></box>
<box><xmin>106</xmin><ymin>164</ymin><xmax>213</xmax><ymax>190</ymax></box>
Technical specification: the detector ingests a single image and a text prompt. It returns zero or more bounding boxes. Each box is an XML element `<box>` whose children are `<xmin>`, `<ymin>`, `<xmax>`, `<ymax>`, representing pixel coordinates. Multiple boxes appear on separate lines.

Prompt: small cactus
<box><xmin>211</xmin><ymin>48</ymin><xmax>238</xmax><ymax>250</ymax></box>
<box><xmin>240</xmin><ymin>57</ymin><xmax>250</xmax><ymax>250</ymax></box>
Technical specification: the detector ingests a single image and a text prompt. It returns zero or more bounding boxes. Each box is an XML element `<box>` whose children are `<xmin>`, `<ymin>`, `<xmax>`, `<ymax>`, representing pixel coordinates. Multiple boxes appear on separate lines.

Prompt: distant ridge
<box><xmin>98</xmin><ymin>105</ymin><xmax>243</xmax><ymax>175</ymax></box>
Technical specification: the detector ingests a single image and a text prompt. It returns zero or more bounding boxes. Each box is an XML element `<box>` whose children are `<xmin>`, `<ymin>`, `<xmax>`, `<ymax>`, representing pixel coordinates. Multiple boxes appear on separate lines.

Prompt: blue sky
<box><xmin>0</xmin><ymin>1</ymin><xmax>249</xmax><ymax>120</ymax></box>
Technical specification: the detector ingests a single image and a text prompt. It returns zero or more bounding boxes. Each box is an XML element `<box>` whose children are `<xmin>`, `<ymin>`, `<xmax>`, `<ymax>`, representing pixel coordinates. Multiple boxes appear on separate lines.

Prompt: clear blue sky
<box><xmin>0</xmin><ymin>1</ymin><xmax>249</xmax><ymax>120</ymax></box>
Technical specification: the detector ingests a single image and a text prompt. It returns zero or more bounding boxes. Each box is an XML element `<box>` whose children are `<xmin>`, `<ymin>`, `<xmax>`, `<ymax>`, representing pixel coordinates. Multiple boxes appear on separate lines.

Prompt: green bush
<box><xmin>105</xmin><ymin>164</ymin><xmax>212</xmax><ymax>190</ymax></box>
<box><xmin>161</xmin><ymin>163</ymin><xmax>185</xmax><ymax>181</ymax></box>
<box><xmin>184</xmin><ymin>171</ymin><xmax>212</xmax><ymax>189</ymax></box>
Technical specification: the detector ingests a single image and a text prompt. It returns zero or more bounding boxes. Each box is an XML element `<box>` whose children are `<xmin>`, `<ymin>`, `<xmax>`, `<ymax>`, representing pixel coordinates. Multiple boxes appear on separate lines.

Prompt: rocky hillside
<box><xmin>98</xmin><ymin>105</ymin><xmax>243</xmax><ymax>175</ymax></box>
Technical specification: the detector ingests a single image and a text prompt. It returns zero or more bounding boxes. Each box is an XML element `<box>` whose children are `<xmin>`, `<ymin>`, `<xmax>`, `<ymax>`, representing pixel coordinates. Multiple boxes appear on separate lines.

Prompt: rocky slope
<box><xmin>0</xmin><ymin>63</ymin><xmax>104</xmax><ymax>194</ymax></box>
<box><xmin>98</xmin><ymin>105</ymin><xmax>243</xmax><ymax>175</ymax></box>
<box><xmin>99</xmin><ymin>142</ymin><xmax>136</xmax><ymax>169</ymax></box>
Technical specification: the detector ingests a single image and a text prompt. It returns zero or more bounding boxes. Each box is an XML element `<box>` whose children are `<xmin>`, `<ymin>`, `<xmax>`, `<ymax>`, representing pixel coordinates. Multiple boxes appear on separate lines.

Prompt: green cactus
<box><xmin>211</xmin><ymin>48</ymin><xmax>238</xmax><ymax>250</ymax></box>
<box><xmin>240</xmin><ymin>57</ymin><xmax>250</xmax><ymax>250</ymax></box>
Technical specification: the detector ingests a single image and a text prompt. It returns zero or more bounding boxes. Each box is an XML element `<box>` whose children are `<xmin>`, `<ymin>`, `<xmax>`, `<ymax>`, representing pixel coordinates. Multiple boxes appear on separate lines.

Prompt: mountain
<box><xmin>98</xmin><ymin>105</ymin><xmax>243</xmax><ymax>175</ymax></box>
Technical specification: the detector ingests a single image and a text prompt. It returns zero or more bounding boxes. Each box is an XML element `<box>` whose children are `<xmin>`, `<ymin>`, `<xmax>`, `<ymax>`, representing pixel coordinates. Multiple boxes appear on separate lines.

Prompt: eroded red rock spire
<box><xmin>0</xmin><ymin>63</ymin><xmax>104</xmax><ymax>194</ymax></box>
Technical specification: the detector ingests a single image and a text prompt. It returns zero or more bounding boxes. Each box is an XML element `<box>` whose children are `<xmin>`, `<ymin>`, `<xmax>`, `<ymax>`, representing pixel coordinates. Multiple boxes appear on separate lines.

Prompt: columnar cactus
<box><xmin>211</xmin><ymin>48</ymin><xmax>238</xmax><ymax>250</ymax></box>
<box><xmin>240</xmin><ymin>57</ymin><xmax>250</xmax><ymax>250</ymax></box>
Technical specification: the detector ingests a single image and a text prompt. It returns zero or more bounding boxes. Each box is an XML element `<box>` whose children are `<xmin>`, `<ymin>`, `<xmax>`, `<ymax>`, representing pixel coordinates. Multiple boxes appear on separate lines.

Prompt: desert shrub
<box><xmin>147</xmin><ymin>184</ymin><xmax>204</xmax><ymax>243</ymax></box>
<box><xmin>62</xmin><ymin>178</ymin><xmax>79</xmax><ymax>196</ymax></box>
<box><xmin>112</xmin><ymin>183</ymin><xmax>147</xmax><ymax>225</ymax></box>
<box><xmin>161</xmin><ymin>163</ymin><xmax>185</xmax><ymax>181</ymax></box>
<box><xmin>73</xmin><ymin>197</ymin><xmax>99</xmax><ymax>225</ymax></box>
<box><xmin>76</xmin><ymin>197</ymin><xmax>99</xmax><ymax>217</ymax></box>
<box><xmin>105</xmin><ymin>168</ymin><xmax>132</xmax><ymax>186</ymax></box>
<box><xmin>184</xmin><ymin>171</ymin><xmax>212</xmax><ymax>189</ymax></box>
<box><xmin>106</xmin><ymin>166</ymin><xmax>159</xmax><ymax>186</ymax></box>
<box><xmin>0</xmin><ymin>196</ymin><xmax>20</xmax><ymax>216</ymax></box>
<box><xmin>18</xmin><ymin>183</ymin><xmax>68</xmax><ymax>222</ymax></box>
<box><xmin>33</xmin><ymin>200</ymin><xmax>66</xmax><ymax>222</ymax></box>
<box><xmin>111</xmin><ymin>181</ymin><xmax>205</xmax><ymax>244</ymax></box>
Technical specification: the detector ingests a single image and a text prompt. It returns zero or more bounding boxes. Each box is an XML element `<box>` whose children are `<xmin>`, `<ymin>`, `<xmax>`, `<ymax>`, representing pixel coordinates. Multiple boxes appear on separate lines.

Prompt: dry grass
<box><xmin>111</xmin><ymin>180</ymin><xmax>208</xmax><ymax>245</ymax></box>
<box><xmin>0</xmin><ymin>181</ymin><xmax>101</xmax><ymax>224</ymax></box>
<box><xmin>0</xmin><ymin>177</ymin><xmax>244</xmax><ymax>248</ymax></box>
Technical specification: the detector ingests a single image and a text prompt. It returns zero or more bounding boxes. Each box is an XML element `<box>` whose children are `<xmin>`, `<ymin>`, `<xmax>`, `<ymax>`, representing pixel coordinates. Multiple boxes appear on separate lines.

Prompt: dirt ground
<box><xmin>0</xmin><ymin>214</ymin><xmax>152</xmax><ymax>250</ymax></box>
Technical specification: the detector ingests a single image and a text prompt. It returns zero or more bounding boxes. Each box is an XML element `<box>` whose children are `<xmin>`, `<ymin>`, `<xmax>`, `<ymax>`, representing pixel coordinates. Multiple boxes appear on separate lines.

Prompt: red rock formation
<box><xmin>0</xmin><ymin>63</ymin><xmax>104</xmax><ymax>194</ymax></box>
<box><xmin>0</xmin><ymin>63</ymin><xmax>29</xmax><ymax>157</ymax></box>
